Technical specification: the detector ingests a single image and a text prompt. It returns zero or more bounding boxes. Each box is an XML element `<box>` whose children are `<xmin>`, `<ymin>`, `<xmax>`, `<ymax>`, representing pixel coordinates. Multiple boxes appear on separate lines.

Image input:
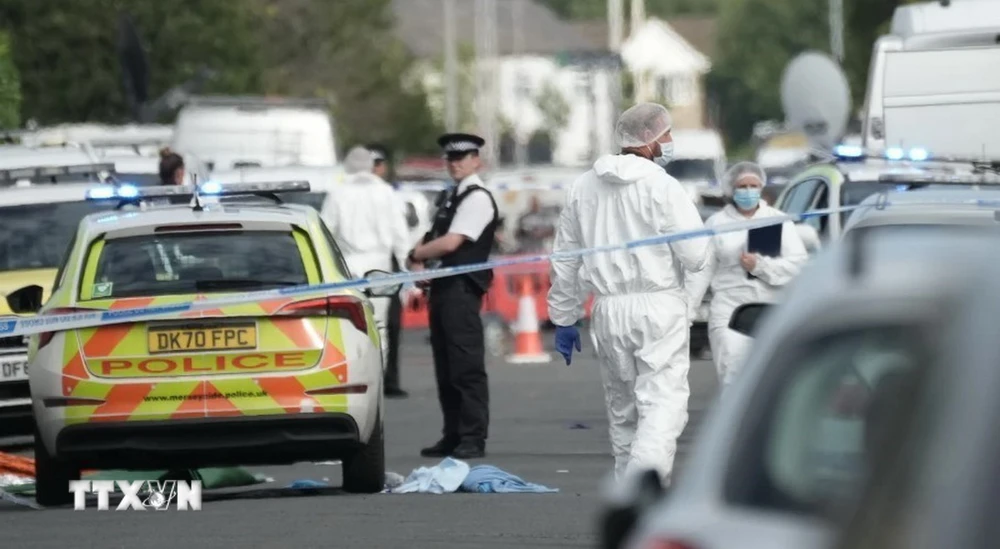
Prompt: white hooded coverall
<box><xmin>321</xmin><ymin>172</ymin><xmax>412</xmax><ymax>344</ymax></box>
<box><xmin>547</xmin><ymin>154</ymin><xmax>709</xmax><ymax>482</ymax></box>
<box><xmin>685</xmin><ymin>203</ymin><xmax>808</xmax><ymax>386</ymax></box>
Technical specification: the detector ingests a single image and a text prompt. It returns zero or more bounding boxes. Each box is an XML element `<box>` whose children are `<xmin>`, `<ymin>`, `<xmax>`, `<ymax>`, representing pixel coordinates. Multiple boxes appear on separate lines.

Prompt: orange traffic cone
<box><xmin>506</xmin><ymin>275</ymin><xmax>552</xmax><ymax>364</ymax></box>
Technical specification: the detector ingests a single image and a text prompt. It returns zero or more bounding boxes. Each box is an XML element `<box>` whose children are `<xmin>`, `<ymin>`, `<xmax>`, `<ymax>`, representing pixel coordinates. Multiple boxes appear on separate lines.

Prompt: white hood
<box><xmin>593</xmin><ymin>154</ymin><xmax>665</xmax><ymax>186</ymax></box>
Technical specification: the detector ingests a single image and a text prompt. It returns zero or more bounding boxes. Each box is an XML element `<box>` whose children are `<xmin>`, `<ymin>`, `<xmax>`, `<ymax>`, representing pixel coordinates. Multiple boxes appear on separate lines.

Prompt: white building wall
<box><xmin>496</xmin><ymin>56</ymin><xmax>616</xmax><ymax>167</ymax></box>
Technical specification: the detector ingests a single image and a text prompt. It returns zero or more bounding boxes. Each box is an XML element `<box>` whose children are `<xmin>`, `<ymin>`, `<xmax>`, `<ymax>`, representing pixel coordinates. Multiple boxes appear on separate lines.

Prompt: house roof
<box><xmin>621</xmin><ymin>18</ymin><xmax>712</xmax><ymax>76</ymax></box>
<box><xmin>391</xmin><ymin>0</ymin><xmax>608</xmax><ymax>58</ymax></box>
<box><xmin>569</xmin><ymin>16</ymin><xmax>717</xmax><ymax>59</ymax></box>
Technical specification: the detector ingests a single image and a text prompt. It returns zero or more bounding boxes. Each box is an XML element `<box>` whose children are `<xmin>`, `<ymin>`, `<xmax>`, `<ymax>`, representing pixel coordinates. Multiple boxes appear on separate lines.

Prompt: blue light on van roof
<box><xmin>885</xmin><ymin>147</ymin><xmax>905</xmax><ymax>161</ymax></box>
<box><xmin>908</xmin><ymin>148</ymin><xmax>929</xmax><ymax>161</ymax></box>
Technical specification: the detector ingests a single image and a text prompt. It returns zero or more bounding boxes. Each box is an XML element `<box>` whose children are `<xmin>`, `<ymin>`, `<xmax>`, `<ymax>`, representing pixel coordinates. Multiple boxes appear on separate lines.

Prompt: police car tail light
<box><xmin>37</xmin><ymin>307</ymin><xmax>91</xmax><ymax>349</ymax></box>
<box><xmin>275</xmin><ymin>296</ymin><xmax>367</xmax><ymax>332</ymax></box>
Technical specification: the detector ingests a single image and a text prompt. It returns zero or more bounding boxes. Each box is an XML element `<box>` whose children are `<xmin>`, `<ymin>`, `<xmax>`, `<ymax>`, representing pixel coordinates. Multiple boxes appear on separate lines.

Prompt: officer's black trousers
<box><xmin>384</xmin><ymin>289</ymin><xmax>402</xmax><ymax>390</ymax></box>
<box><xmin>428</xmin><ymin>278</ymin><xmax>489</xmax><ymax>444</ymax></box>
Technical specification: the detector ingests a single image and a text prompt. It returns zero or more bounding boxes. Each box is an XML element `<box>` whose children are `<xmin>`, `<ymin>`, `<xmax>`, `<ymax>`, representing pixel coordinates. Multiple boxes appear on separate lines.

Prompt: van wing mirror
<box><xmin>6</xmin><ymin>284</ymin><xmax>45</xmax><ymax>314</ymax></box>
<box><xmin>728</xmin><ymin>302</ymin><xmax>772</xmax><ymax>337</ymax></box>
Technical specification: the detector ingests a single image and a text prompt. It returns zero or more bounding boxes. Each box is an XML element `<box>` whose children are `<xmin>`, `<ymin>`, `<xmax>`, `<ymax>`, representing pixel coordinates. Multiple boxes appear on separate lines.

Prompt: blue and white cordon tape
<box><xmin>3</xmin><ymin>196</ymin><xmax>987</xmax><ymax>339</ymax></box>
<box><xmin>397</xmin><ymin>181</ymin><xmax>571</xmax><ymax>193</ymax></box>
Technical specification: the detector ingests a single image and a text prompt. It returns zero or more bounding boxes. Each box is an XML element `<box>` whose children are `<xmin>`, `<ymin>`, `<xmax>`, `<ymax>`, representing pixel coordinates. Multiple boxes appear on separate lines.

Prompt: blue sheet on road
<box><xmin>385</xmin><ymin>458</ymin><xmax>558</xmax><ymax>494</ymax></box>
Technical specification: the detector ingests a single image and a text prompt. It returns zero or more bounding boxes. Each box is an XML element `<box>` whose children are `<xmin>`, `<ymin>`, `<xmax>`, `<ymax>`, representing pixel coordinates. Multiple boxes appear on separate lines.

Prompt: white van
<box><xmin>173</xmin><ymin>96</ymin><xmax>339</xmax><ymax>171</ymax></box>
<box><xmin>862</xmin><ymin>1</ymin><xmax>1000</xmax><ymax>161</ymax></box>
<box><xmin>665</xmin><ymin>129</ymin><xmax>726</xmax><ymax>197</ymax></box>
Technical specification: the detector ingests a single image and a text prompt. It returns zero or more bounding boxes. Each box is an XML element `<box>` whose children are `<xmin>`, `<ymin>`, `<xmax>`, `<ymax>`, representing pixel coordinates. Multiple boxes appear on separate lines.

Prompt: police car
<box><xmin>10</xmin><ymin>181</ymin><xmax>398</xmax><ymax>505</ymax></box>
<box><xmin>773</xmin><ymin>145</ymin><xmax>1000</xmax><ymax>247</ymax></box>
<box><xmin>0</xmin><ymin>163</ymin><xmax>121</xmax><ymax>435</ymax></box>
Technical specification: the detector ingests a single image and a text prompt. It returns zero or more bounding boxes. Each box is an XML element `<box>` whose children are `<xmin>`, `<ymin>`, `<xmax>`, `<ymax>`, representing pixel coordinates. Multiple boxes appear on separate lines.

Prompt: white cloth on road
<box><xmin>685</xmin><ymin>203</ymin><xmax>808</xmax><ymax>386</ymax></box>
<box><xmin>388</xmin><ymin>457</ymin><xmax>470</xmax><ymax>494</ymax></box>
<box><xmin>547</xmin><ymin>153</ymin><xmax>709</xmax><ymax>483</ymax></box>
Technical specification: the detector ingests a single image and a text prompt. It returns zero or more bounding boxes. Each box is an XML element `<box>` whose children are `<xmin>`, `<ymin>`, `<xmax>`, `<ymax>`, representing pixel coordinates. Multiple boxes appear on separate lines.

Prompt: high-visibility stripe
<box><xmin>129</xmin><ymin>380</ymin><xmax>202</xmax><ymax>421</ymax></box>
<box><xmin>89</xmin><ymin>383</ymin><xmax>153</xmax><ymax>422</ymax></box>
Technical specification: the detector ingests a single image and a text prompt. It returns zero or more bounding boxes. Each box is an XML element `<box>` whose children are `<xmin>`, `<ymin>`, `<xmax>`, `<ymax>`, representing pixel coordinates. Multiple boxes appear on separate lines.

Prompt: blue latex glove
<box><xmin>554</xmin><ymin>325</ymin><xmax>582</xmax><ymax>365</ymax></box>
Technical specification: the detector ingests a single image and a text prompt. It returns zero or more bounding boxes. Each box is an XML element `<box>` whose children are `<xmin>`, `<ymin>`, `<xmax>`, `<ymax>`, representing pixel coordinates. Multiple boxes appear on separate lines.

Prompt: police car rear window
<box><xmin>89</xmin><ymin>231</ymin><xmax>309</xmax><ymax>299</ymax></box>
<box><xmin>0</xmin><ymin>201</ymin><xmax>115</xmax><ymax>272</ymax></box>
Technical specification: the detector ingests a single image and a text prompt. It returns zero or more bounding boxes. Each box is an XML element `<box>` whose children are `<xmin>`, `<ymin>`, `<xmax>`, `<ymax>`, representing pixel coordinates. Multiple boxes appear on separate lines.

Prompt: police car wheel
<box><xmin>342</xmin><ymin>409</ymin><xmax>385</xmax><ymax>494</ymax></box>
<box><xmin>33</xmin><ymin>424</ymin><xmax>79</xmax><ymax>507</ymax></box>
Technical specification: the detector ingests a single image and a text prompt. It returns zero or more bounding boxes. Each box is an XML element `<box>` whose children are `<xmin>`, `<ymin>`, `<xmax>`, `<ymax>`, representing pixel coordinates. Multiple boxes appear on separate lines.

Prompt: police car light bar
<box><xmin>85</xmin><ymin>180</ymin><xmax>311</xmax><ymax>201</ymax></box>
<box><xmin>879</xmin><ymin>172</ymin><xmax>1000</xmax><ymax>185</ymax></box>
<box><xmin>0</xmin><ymin>162</ymin><xmax>116</xmax><ymax>184</ymax></box>
<box><xmin>833</xmin><ymin>145</ymin><xmax>931</xmax><ymax>163</ymax></box>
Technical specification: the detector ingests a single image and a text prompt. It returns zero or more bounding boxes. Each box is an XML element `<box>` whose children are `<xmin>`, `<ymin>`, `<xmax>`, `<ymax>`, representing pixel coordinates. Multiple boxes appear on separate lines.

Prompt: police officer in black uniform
<box><xmin>406</xmin><ymin>133</ymin><xmax>499</xmax><ymax>459</ymax></box>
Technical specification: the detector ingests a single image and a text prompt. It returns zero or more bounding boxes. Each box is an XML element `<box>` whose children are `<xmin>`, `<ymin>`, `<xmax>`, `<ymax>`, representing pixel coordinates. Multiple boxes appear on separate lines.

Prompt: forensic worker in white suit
<box><xmin>547</xmin><ymin>103</ymin><xmax>710</xmax><ymax>484</ymax></box>
<box><xmin>685</xmin><ymin>162</ymin><xmax>808</xmax><ymax>387</ymax></box>
<box><xmin>321</xmin><ymin>146</ymin><xmax>411</xmax><ymax>345</ymax></box>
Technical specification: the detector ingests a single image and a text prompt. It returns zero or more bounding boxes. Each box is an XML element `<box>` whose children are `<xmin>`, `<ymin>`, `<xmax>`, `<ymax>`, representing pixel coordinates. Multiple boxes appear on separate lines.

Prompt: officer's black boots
<box><xmin>451</xmin><ymin>440</ymin><xmax>486</xmax><ymax>459</ymax></box>
<box><xmin>420</xmin><ymin>438</ymin><xmax>458</xmax><ymax>458</ymax></box>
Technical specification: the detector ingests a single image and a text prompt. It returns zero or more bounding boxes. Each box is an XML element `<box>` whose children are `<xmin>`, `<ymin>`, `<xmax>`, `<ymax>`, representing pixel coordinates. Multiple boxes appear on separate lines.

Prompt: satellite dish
<box><xmin>780</xmin><ymin>51</ymin><xmax>851</xmax><ymax>152</ymax></box>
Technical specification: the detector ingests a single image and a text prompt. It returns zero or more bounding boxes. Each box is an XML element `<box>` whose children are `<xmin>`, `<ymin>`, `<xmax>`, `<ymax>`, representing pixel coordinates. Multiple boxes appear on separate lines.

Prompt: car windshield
<box><xmin>90</xmin><ymin>231</ymin><xmax>310</xmax><ymax>298</ymax></box>
<box><xmin>666</xmin><ymin>159</ymin><xmax>716</xmax><ymax>182</ymax></box>
<box><xmin>727</xmin><ymin>325</ymin><xmax>926</xmax><ymax>517</ymax></box>
<box><xmin>0</xmin><ymin>201</ymin><xmax>115</xmax><ymax>272</ymax></box>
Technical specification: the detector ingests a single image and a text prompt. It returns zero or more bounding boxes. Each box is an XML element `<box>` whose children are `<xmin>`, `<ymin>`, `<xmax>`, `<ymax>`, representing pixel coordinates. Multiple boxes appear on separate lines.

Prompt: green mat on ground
<box><xmin>3</xmin><ymin>467</ymin><xmax>265</xmax><ymax>495</ymax></box>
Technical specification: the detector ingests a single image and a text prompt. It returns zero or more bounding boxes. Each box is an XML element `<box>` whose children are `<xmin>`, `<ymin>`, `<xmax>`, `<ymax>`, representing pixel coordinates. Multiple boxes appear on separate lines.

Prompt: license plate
<box><xmin>147</xmin><ymin>324</ymin><xmax>257</xmax><ymax>354</ymax></box>
<box><xmin>0</xmin><ymin>360</ymin><xmax>28</xmax><ymax>382</ymax></box>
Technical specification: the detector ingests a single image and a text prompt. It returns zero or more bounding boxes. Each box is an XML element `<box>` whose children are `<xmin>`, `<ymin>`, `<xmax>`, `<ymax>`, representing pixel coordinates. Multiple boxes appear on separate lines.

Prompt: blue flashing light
<box><xmin>86</xmin><ymin>187</ymin><xmax>116</xmax><ymax>200</ymax></box>
<box><xmin>908</xmin><ymin>148</ymin><xmax>929</xmax><ymax>162</ymax></box>
<box><xmin>834</xmin><ymin>144</ymin><xmax>864</xmax><ymax>158</ymax></box>
<box><xmin>117</xmin><ymin>184</ymin><xmax>139</xmax><ymax>198</ymax></box>
<box><xmin>885</xmin><ymin>147</ymin><xmax>905</xmax><ymax>161</ymax></box>
<box><xmin>199</xmin><ymin>181</ymin><xmax>223</xmax><ymax>195</ymax></box>
<box><xmin>896</xmin><ymin>184</ymin><xmax>910</xmax><ymax>192</ymax></box>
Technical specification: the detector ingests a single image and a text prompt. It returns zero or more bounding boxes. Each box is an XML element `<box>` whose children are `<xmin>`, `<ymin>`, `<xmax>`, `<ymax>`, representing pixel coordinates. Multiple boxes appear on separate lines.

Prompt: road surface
<box><xmin>0</xmin><ymin>330</ymin><xmax>718</xmax><ymax>549</ymax></box>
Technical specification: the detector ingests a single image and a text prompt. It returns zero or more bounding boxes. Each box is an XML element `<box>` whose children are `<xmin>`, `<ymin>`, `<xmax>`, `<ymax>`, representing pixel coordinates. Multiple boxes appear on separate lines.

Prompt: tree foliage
<box><xmin>0</xmin><ymin>30</ymin><xmax>19</xmax><ymax>129</ymax></box>
<box><xmin>0</xmin><ymin>0</ymin><xmax>441</xmax><ymax>157</ymax></box>
<box><xmin>539</xmin><ymin>0</ymin><xmax>718</xmax><ymax>19</ymax></box>
<box><xmin>0</xmin><ymin>0</ymin><xmax>263</xmax><ymax>124</ymax></box>
<box><xmin>708</xmin><ymin>0</ymin><xmax>922</xmax><ymax>147</ymax></box>
<box><xmin>254</xmin><ymin>0</ymin><xmax>442</xmax><ymax>156</ymax></box>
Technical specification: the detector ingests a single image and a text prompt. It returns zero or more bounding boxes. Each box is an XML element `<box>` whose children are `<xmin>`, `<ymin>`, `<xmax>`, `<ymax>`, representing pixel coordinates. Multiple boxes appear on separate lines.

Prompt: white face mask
<box><xmin>654</xmin><ymin>141</ymin><xmax>675</xmax><ymax>167</ymax></box>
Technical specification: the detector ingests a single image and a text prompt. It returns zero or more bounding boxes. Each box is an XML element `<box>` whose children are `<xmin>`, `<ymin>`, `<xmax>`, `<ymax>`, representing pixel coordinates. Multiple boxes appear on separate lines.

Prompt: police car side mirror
<box><xmin>729</xmin><ymin>302</ymin><xmax>771</xmax><ymax>337</ymax></box>
<box><xmin>7</xmin><ymin>284</ymin><xmax>44</xmax><ymax>314</ymax></box>
<box><xmin>363</xmin><ymin>270</ymin><xmax>402</xmax><ymax>298</ymax></box>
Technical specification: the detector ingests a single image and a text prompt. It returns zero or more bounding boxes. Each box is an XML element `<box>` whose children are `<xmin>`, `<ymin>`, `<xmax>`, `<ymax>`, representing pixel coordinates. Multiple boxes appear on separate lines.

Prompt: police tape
<box><xmin>397</xmin><ymin>181</ymin><xmax>572</xmax><ymax>192</ymax></box>
<box><xmin>0</xmin><ymin>202</ymin><xmax>873</xmax><ymax>339</ymax></box>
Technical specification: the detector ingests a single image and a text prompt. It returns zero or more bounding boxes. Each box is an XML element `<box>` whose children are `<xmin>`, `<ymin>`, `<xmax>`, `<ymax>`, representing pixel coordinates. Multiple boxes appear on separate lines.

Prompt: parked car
<box><xmin>601</xmin><ymin>226</ymin><xmax>1000</xmax><ymax>549</ymax></box>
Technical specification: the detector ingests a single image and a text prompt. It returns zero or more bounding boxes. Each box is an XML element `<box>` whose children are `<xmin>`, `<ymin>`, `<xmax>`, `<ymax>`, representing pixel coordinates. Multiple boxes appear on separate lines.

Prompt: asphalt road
<box><xmin>0</xmin><ymin>330</ymin><xmax>718</xmax><ymax>549</ymax></box>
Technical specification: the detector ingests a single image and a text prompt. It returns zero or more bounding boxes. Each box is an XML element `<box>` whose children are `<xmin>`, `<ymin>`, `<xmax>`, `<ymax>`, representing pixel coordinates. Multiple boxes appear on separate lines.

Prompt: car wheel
<box><xmin>342</xmin><ymin>411</ymin><xmax>385</xmax><ymax>494</ymax></box>
<box><xmin>483</xmin><ymin>314</ymin><xmax>510</xmax><ymax>358</ymax></box>
<box><xmin>34</xmin><ymin>425</ymin><xmax>79</xmax><ymax>507</ymax></box>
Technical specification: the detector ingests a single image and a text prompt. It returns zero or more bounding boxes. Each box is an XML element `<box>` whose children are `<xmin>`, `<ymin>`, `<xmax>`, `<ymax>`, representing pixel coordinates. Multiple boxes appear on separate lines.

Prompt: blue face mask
<box><xmin>733</xmin><ymin>188</ymin><xmax>761</xmax><ymax>210</ymax></box>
